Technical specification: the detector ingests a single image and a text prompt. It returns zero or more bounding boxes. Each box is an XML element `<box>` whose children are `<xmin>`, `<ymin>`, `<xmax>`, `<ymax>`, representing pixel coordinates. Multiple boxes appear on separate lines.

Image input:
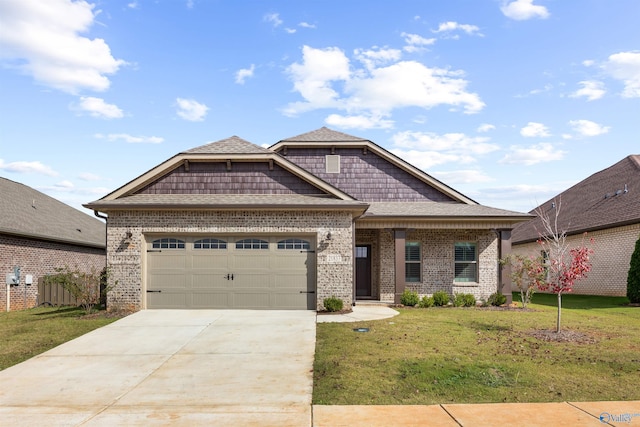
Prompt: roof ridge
<box><xmin>183</xmin><ymin>136</ymin><xmax>272</xmax><ymax>154</ymax></box>
<box><xmin>278</xmin><ymin>126</ymin><xmax>368</xmax><ymax>143</ymax></box>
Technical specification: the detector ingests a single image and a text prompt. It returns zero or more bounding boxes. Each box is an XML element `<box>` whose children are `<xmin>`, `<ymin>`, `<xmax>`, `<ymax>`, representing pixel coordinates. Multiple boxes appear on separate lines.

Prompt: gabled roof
<box><xmin>271</xmin><ymin>127</ymin><xmax>478</xmax><ymax>205</ymax></box>
<box><xmin>86</xmin><ymin>136</ymin><xmax>358</xmax><ymax>209</ymax></box>
<box><xmin>512</xmin><ymin>155</ymin><xmax>640</xmax><ymax>244</ymax></box>
<box><xmin>0</xmin><ymin>177</ymin><xmax>105</xmax><ymax>248</ymax></box>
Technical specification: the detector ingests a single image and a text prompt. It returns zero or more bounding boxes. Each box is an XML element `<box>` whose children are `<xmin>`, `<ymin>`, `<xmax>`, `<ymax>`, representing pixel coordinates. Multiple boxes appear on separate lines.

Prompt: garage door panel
<box><xmin>191</xmin><ymin>292</ymin><xmax>230</xmax><ymax>308</ymax></box>
<box><xmin>273</xmin><ymin>292</ymin><xmax>310</xmax><ymax>309</ymax></box>
<box><xmin>232</xmin><ymin>292</ymin><xmax>271</xmax><ymax>308</ymax></box>
<box><xmin>191</xmin><ymin>273</ymin><xmax>228</xmax><ymax>288</ymax></box>
<box><xmin>192</xmin><ymin>253</ymin><xmax>229</xmax><ymax>269</ymax></box>
<box><xmin>147</xmin><ymin>292</ymin><xmax>188</xmax><ymax>309</ymax></box>
<box><xmin>148</xmin><ymin>273</ymin><xmax>188</xmax><ymax>290</ymax></box>
<box><xmin>233</xmin><ymin>255</ymin><xmax>270</xmax><ymax>269</ymax></box>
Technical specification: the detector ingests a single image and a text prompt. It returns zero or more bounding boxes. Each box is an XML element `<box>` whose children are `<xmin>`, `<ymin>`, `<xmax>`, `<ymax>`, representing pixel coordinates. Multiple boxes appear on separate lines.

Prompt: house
<box><xmin>0</xmin><ymin>177</ymin><xmax>106</xmax><ymax>311</ymax></box>
<box><xmin>85</xmin><ymin>127</ymin><xmax>531</xmax><ymax>311</ymax></box>
<box><xmin>511</xmin><ymin>155</ymin><xmax>640</xmax><ymax>296</ymax></box>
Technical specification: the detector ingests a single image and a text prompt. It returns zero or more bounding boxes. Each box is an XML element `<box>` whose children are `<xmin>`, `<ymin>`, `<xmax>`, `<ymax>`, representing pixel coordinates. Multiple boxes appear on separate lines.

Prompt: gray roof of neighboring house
<box><xmin>183</xmin><ymin>136</ymin><xmax>272</xmax><ymax>154</ymax></box>
<box><xmin>512</xmin><ymin>155</ymin><xmax>640</xmax><ymax>244</ymax></box>
<box><xmin>0</xmin><ymin>177</ymin><xmax>105</xmax><ymax>248</ymax></box>
<box><xmin>85</xmin><ymin>193</ymin><xmax>369</xmax><ymax>211</ymax></box>
<box><xmin>362</xmin><ymin>202</ymin><xmax>532</xmax><ymax>220</ymax></box>
<box><xmin>278</xmin><ymin>127</ymin><xmax>369</xmax><ymax>143</ymax></box>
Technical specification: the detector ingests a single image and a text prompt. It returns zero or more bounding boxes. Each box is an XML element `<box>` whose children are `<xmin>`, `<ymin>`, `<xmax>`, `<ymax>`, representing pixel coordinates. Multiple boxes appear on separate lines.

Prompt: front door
<box><xmin>355</xmin><ymin>245</ymin><xmax>372</xmax><ymax>298</ymax></box>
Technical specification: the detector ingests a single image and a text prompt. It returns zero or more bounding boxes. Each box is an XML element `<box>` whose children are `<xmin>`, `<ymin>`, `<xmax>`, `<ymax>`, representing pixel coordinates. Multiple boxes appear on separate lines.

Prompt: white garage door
<box><xmin>145</xmin><ymin>236</ymin><xmax>316</xmax><ymax>309</ymax></box>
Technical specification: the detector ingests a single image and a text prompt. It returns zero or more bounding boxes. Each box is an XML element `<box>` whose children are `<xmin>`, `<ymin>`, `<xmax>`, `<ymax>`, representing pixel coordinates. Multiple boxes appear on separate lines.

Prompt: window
<box><xmin>194</xmin><ymin>238</ymin><xmax>227</xmax><ymax>249</ymax></box>
<box><xmin>405</xmin><ymin>242</ymin><xmax>421</xmax><ymax>282</ymax></box>
<box><xmin>235</xmin><ymin>238</ymin><xmax>268</xmax><ymax>250</ymax></box>
<box><xmin>277</xmin><ymin>239</ymin><xmax>310</xmax><ymax>250</ymax></box>
<box><xmin>355</xmin><ymin>246</ymin><xmax>368</xmax><ymax>258</ymax></box>
<box><xmin>454</xmin><ymin>242</ymin><xmax>477</xmax><ymax>282</ymax></box>
<box><xmin>152</xmin><ymin>238</ymin><xmax>185</xmax><ymax>249</ymax></box>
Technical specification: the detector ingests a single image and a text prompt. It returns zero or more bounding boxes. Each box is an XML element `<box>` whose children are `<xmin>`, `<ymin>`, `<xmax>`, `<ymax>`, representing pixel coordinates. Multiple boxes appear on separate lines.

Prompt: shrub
<box><xmin>453</xmin><ymin>293</ymin><xmax>476</xmax><ymax>307</ymax></box>
<box><xmin>323</xmin><ymin>296</ymin><xmax>344</xmax><ymax>312</ymax></box>
<box><xmin>400</xmin><ymin>290</ymin><xmax>419</xmax><ymax>307</ymax></box>
<box><xmin>432</xmin><ymin>291</ymin><xmax>450</xmax><ymax>306</ymax></box>
<box><xmin>487</xmin><ymin>292</ymin><xmax>507</xmax><ymax>306</ymax></box>
<box><xmin>43</xmin><ymin>266</ymin><xmax>114</xmax><ymax>313</ymax></box>
<box><xmin>418</xmin><ymin>295</ymin><xmax>434</xmax><ymax>308</ymax></box>
<box><xmin>627</xmin><ymin>235</ymin><xmax>640</xmax><ymax>304</ymax></box>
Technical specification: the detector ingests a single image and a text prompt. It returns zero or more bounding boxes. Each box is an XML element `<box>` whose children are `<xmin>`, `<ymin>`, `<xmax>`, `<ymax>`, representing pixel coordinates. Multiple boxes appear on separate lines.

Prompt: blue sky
<box><xmin>1</xmin><ymin>0</ymin><xmax>638</xmax><ymax>215</ymax></box>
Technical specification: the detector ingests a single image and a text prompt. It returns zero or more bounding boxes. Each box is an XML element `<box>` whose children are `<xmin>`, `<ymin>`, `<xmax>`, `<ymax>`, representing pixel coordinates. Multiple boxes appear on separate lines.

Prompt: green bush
<box><xmin>400</xmin><ymin>290</ymin><xmax>419</xmax><ymax>307</ymax></box>
<box><xmin>487</xmin><ymin>292</ymin><xmax>507</xmax><ymax>306</ymax></box>
<box><xmin>323</xmin><ymin>296</ymin><xmax>344</xmax><ymax>312</ymax></box>
<box><xmin>432</xmin><ymin>291</ymin><xmax>450</xmax><ymax>306</ymax></box>
<box><xmin>418</xmin><ymin>295</ymin><xmax>435</xmax><ymax>308</ymax></box>
<box><xmin>453</xmin><ymin>293</ymin><xmax>476</xmax><ymax>307</ymax></box>
<box><xmin>627</xmin><ymin>235</ymin><xmax>640</xmax><ymax>304</ymax></box>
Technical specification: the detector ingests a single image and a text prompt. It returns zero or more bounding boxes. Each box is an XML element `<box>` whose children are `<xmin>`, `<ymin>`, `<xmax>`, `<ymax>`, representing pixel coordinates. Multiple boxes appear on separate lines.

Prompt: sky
<box><xmin>1</xmin><ymin>0</ymin><xmax>639</xmax><ymax>216</ymax></box>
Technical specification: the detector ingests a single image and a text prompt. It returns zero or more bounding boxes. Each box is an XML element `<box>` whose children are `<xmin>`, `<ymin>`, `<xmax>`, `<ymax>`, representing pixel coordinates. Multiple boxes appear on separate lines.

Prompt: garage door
<box><xmin>145</xmin><ymin>236</ymin><xmax>316</xmax><ymax>309</ymax></box>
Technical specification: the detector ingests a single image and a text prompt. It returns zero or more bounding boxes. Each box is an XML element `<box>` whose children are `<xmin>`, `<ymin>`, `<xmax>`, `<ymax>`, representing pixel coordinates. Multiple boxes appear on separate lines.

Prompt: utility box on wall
<box><xmin>6</xmin><ymin>273</ymin><xmax>19</xmax><ymax>286</ymax></box>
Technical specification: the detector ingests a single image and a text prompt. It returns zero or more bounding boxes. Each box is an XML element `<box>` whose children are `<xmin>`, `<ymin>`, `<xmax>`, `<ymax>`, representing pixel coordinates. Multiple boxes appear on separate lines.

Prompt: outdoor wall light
<box><xmin>123</xmin><ymin>231</ymin><xmax>133</xmax><ymax>244</ymax></box>
<box><xmin>326</xmin><ymin>231</ymin><xmax>332</xmax><ymax>241</ymax></box>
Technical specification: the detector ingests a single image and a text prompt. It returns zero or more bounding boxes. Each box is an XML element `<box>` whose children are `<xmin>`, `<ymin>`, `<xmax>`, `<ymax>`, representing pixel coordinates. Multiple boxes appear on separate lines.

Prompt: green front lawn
<box><xmin>314</xmin><ymin>294</ymin><xmax>640</xmax><ymax>404</ymax></box>
<box><xmin>0</xmin><ymin>307</ymin><xmax>125</xmax><ymax>371</ymax></box>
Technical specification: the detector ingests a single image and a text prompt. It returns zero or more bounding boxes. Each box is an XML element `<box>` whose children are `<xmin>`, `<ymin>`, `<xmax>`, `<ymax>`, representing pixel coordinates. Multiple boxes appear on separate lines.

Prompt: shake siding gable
<box><xmin>135</xmin><ymin>162</ymin><xmax>324</xmax><ymax>195</ymax></box>
<box><xmin>283</xmin><ymin>148</ymin><xmax>456</xmax><ymax>202</ymax></box>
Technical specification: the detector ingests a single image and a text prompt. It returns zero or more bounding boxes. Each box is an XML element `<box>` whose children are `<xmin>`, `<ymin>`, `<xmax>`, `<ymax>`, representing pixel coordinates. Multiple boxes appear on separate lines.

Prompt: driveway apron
<box><xmin>0</xmin><ymin>310</ymin><xmax>316</xmax><ymax>426</ymax></box>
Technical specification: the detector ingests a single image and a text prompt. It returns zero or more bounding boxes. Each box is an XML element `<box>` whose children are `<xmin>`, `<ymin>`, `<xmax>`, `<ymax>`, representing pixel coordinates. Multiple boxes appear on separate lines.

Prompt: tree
<box><xmin>502</xmin><ymin>254</ymin><xmax>546</xmax><ymax>308</ymax></box>
<box><xmin>628</xmin><ymin>235</ymin><xmax>640</xmax><ymax>304</ymax></box>
<box><xmin>535</xmin><ymin>199</ymin><xmax>593</xmax><ymax>332</ymax></box>
<box><xmin>44</xmin><ymin>266</ymin><xmax>114</xmax><ymax>313</ymax></box>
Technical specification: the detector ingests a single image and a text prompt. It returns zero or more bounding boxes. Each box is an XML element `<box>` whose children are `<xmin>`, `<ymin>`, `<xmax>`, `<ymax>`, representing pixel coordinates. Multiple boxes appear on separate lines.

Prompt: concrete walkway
<box><xmin>316</xmin><ymin>305</ymin><xmax>399</xmax><ymax>323</ymax></box>
<box><xmin>0</xmin><ymin>310</ymin><xmax>316</xmax><ymax>426</ymax></box>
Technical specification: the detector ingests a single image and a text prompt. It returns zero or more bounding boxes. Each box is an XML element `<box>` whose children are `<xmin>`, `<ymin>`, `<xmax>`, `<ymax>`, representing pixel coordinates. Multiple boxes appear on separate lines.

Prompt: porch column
<box><xmin>499</xmin><ymin>229</ymin><xmax>513</xmax><ymax>305</ymax></box>
<box><xmin>394</xmin><ymin>229</ymin><xmax>406</xmax><ymax>304</ymax></box>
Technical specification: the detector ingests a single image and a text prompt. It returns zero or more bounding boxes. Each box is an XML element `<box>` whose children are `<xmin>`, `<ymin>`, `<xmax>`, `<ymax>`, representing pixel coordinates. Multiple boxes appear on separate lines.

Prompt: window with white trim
<box><xmin>454</xmin><ymin>242</ymin><xmax>477</xmax><ymax>282</ymax></box>
<box><xmin>152</xmin><ymin>238</ymin><xmax>185</xmax><ymax>249</ymax></box>
<box><xmin>235</xmin><ymin>239</ymin><xmax>269</xmax><ymax>250</ymax></box>
<box><xmin>277</xmin><ymin>239</ymin><xmax>310</xmax><ymax>250</ymax></box>
<box><xmin>194</xmin><ymin>238</ymin><xmax>227</xmax><ymax>249</ymax></box>
<box><xmin>405</xmin><ymin>241</ymin><xmax>421</xmax><ymax>282</ymax></box>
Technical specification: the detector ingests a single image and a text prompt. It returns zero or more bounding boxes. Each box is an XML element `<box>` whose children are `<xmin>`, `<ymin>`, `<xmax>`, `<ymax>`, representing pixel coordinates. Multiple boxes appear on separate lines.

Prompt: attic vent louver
<box><xmin>326</xmin><ymin>155</ymin><xmax>340</xmax><ymax>174</ymax></box>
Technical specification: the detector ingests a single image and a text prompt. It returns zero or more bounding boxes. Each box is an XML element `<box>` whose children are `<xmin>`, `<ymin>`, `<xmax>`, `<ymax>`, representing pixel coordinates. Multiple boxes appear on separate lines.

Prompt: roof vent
<box><xmin>326</xmin><ymin>155</ymin><xmax>340</xmax><ymax>174</ymax></box>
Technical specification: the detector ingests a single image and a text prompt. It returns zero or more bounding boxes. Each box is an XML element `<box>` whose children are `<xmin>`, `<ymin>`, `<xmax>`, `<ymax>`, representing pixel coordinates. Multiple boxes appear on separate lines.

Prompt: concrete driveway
<box><xmin>0</xmin><ymin>310</ymin><xmax>316</xmax><ymax>426</ymax></box>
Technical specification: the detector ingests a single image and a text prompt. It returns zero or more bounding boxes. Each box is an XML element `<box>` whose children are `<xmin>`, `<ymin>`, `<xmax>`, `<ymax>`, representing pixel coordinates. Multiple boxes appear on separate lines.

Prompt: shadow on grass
<box><xmin>33</xmin><ymin>306</ymin><xmax>84</xmax><ymax>317</ymax></box>
<box><xmin>468</xmin><ymin>321</ymin><xmax>513</xmax><ymax>332</ymax></box>
<box><xmin>524</xmin><ymin>293</ymin><xmax>630</xmax><ymax>310</ymax></box>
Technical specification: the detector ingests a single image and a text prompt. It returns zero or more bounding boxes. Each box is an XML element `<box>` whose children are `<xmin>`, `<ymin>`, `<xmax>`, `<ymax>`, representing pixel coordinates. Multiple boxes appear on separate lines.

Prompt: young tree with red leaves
<box><xmin>535</xmin><ymin>199</ymin><xmax>594</xmax><ymax>333</ymax></box>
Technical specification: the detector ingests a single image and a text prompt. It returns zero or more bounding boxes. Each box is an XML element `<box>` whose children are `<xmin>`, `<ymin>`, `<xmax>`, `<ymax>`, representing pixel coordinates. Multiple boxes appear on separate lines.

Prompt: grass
<box><xmin>313</xmin><ymin>294</ymin><xmax>640</xmax><ymax>405</ymax></box>
<box><xmin>0</xmin><ymin>306</ymin><xmax>125</xmax><ymax>371</ymax></box>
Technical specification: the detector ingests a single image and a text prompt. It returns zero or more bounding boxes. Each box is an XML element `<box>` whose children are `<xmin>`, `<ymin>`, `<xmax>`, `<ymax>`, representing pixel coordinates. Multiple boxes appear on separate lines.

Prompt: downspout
<box><xmin>94</xmin><ymin>210</ymin><xmax>109</xmax><ymax>309</ymax></box>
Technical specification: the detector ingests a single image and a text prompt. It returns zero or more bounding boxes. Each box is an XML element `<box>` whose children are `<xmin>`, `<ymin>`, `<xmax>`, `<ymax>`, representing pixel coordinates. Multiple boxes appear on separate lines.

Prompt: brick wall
<box><xmin>0</xmin><ymin>234</ymin><xmax>106</xmax><ymax>311</ymax></box>
<box><xmin>512</xmin><ymin>223</ymin><xmax>640</xmax><ymax>296</ymax></box>
<box><xmin>374</xmin><ymin>229</ymin><xmax>499</xmax><ymax>303</ymax></box>
<box><xmin>104</xmin><ymin>210</ymin><xmax>354</xmax><ymax>311</ymax></box>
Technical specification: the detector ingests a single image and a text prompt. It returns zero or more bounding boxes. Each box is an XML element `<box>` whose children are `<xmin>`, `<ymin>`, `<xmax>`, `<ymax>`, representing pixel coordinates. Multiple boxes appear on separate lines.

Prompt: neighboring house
<box><xmin>85</xmin><ymin>127</ymin><xmax>531</xmax><ymax>311</ymax></box>
<box><xmin>511</xmin><ymin>155</ymin><xmax>640</xmax><ymax>296</ymax></box>
<box><xmin>0</xmin><ymin>177</ymin><xmax>106</xmax><ymax>311</ymax></box>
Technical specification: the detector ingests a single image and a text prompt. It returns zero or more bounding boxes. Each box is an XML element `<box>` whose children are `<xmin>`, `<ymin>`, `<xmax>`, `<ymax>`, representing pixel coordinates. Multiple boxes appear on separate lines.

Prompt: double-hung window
<box><xmin>454</xmin><ymin>242</ymin><xmax>477</xmax><ymax>282</ymax></box>
<box><xmin>405</xmin><ymin>242</ymin><xmax>421</xmax><ymax>282</ymax></box>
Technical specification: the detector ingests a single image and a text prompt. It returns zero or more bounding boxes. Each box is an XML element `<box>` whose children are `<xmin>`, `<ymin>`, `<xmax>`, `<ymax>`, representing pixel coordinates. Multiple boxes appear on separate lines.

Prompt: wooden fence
<box><xmin>37</xmin><ymin>277</ymin><xmax>79</xmax><ymax>306</ymax></box>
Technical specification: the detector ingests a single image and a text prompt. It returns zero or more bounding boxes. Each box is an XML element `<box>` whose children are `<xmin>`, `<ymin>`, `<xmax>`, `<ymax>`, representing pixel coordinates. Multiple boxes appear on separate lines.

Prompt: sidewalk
<box><xmin>314</xmin><ymin>306</ymin><xmax>640</xmax><ymax>426</ymax></box>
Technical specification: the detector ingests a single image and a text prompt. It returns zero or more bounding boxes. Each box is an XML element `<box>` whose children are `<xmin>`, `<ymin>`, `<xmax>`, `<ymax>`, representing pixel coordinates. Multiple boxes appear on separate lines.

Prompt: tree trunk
<box><xmin>556</xmin><ymin>292</ymin><xmax>562</xmax><ymax>333</ymax></box>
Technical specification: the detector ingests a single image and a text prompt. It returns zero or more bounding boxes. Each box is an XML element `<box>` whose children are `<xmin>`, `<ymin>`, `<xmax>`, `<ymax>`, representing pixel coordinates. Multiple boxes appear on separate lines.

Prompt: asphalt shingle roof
<box><xmin>182</xmin><ymin>136</ymin><xmax>272</xmax><ymax>154</ymax></box>
<box><xmin>362</xmin><ymin>202</ymin><xmax>532</xmax><ymax>219</ymax></box>
<box><xmin>1</xmin><ymin>177</ymin><xmax>105</xmax><ymax>248</ymax></box>
<box><xmin>278</xmin><ymin>127</ymin><xmax>368</xmax><ymax>143</ymax></box>
<box><xmin>512</xmin><ymin>155</ymin><xmax>640</xmax><ymax>243</ymax></box>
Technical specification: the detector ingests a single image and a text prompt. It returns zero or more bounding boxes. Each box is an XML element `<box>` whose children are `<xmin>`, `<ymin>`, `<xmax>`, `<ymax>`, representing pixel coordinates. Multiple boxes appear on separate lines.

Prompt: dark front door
<box><xmin>355</xmin><ymin>245</ymin><xmax>372</xmax><ymax>297</ymax></box>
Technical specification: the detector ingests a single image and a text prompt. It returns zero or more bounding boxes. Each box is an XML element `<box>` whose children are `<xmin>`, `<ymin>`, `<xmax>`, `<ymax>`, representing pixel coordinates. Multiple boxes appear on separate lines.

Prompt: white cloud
<box><xmin>235</xmin><ymin>64</ymin><xmax>255</xmax><ymax>84</ymax></box>
<box><xmin>520</xmin><ymin>122</ymin><xmax>550</xmax><ymax>137</ymax></box>
<box><xmin>78</xmin><ymin>172</ymin><xmax>102</xmax><ymax>181</ymax></box>
<box><xmin>284</xmin><ymin>28</ymin><xmax>296</xmax><ymax>34</ymax></box>
<box><xmin>299</xmin><ymin>22</ymin><xmax>316</xmax><ymax>29</ymax></box>
<box><xmin>432</xmin><ymin>169</ymin><xmax>494</xmax><ymax>184</ymax></box>
<box><xmin>477</xmin><ymin>123</ymin><xmax>496</xmax><ymax>133</ymax></box>
<box><xmin>54</xmin><ymin>180</ymin><xmax>74</xmax><ymax>189</ymax></box>
<box><xmin>582</xmin><ymin>59</ymin><xmax>595</xmax><ymax>67</ymax></box>
<box><xmin>354</xmin><ymin>47</ymin><xmax>402</xmax><ymax>70</ymax></box>
<box><xmin>390</xmin><ymin>149</ymin><xmax>472</xmax><ymax>170</ymax></box>
<box><xmin>284</xmin><ymin>45</ymin><xmax>485</xmax><ymax>126</ymax></box>
<box><xmin>176</xmin><ymin>97</ymin><xmax>209</xmax><ymax>121</ymax></box>
<box><xmin>94</xmin><ymin>133</ymin><xmax>164</xmax><ymax>144</ymax></box>
<box><xmin>603</xmin><ymin>51</ymin><xmax>640</xmax><ymax>98</ymax></box>
<box><xmin>325</xmin><ymin>114</ymin><xmax>394</xmax><ymax>130</ymax></box>
<box><xmin>568</xmin><ymin>119</ymin><xmax>610</xmax><ymax>137</ymax></box>
<box><xmin>392</xmin><ymin>131</ymin><xmax>499</xmax><ymax>155</ymax></box>
<box><xmin>432</xmin><ymin>21</ymin><xmax>483</xmax><ymax>37</ymax></box>
<box><xmin>0</xmin><ymin>0</ymin><xmax>126</xmax><ymax>94</ymax></box>
<box><xmin>73</xmin><ymin>96</ymin><xmax>124</xmax><ymax>119</ymax></box>
<box><xmin>127</xmin><ymin>1</ymin><xmax>139</xmax><ymax>9</ymax></box>
<box><xmin>401</xmin><ymin>32</ymin><xmax>436</xmax><ymax>53</ymax></box>
<box><xmin>500</xmin><ymin>0</ymin><xmax>550</xmax><ymax>21</ymax></box>
<box><xmin>0</xmin><ymin>159</ymin><xmax>58</xmax><ymax>176</ymax></box>
<box><xmin>500</xmin><ymin>143</ymin><xmax>565</xmax><ymax>166</ymax></box>
<box><xmin>570</xmin><ymin>80</ymin><xmax>606</xmax><ymax>101</ymax></box>
<box><xmin>263</xmin><ymin>12</ymin><xmax>283</xmax><ymax>28</ymax></box>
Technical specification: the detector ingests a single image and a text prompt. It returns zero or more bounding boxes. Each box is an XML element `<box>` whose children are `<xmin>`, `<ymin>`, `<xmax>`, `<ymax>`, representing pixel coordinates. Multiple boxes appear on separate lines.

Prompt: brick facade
<box><xmin>104</xmin><ymin>209</ymin><xmax>354</xmax><ymax>311</ymax></box>
<box><xmin>0</xmin><ymin>234</ymin><xmax>106</xmax><ymax>310</ymax></box>
<box><xmin>357</xmin><ymin>229</ymin><xmax>499</xmax><ymax>303</ymax></box>
<box><xmin>512</xmin><ymin>223</ymin><xmax>640</xmax><ymax>296</ymax></box>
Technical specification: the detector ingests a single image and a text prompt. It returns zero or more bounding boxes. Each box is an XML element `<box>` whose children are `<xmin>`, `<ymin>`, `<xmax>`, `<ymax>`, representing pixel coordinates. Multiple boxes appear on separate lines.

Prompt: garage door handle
<box><xmin>147</xmin><ymin>250</ymin><xmax>162</xmax><ymax>253</ymax></box>
<box><xmin>300</xmin><ymin>250</ymin><xmax>316</xmax><ymax>253</ymax></box>
<box><xmin>147</xmin><ymin>290</ymin><xmax>162</xmax><ymax>293</ymax></box>
<box><xmin>300</xmin><ymin>291</ymin><xmax>315</xmax><ymax>294</ymax></box>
